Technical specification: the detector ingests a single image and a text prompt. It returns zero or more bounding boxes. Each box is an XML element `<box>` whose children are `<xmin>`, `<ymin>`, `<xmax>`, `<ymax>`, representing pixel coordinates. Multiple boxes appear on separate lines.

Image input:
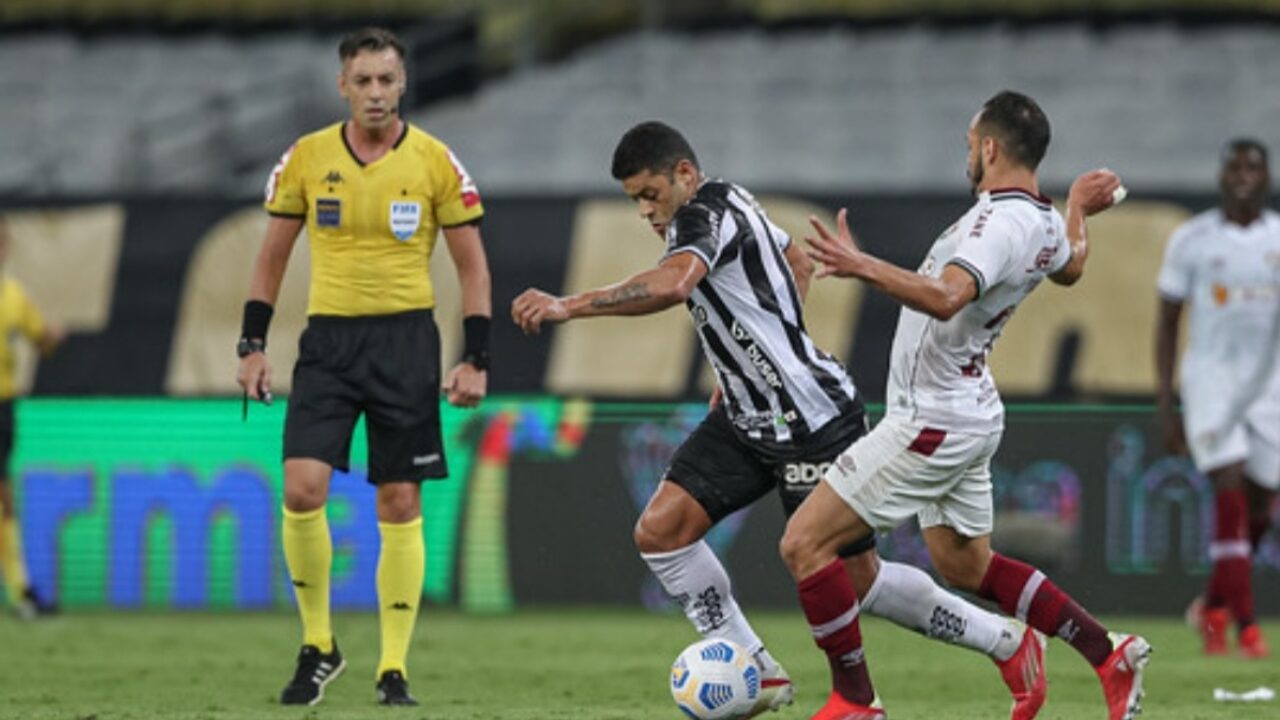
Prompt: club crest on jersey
<box><xmin>389</xmin><ymin>201</ymin><xmax>422</xmax><ymax>241</ymax></box>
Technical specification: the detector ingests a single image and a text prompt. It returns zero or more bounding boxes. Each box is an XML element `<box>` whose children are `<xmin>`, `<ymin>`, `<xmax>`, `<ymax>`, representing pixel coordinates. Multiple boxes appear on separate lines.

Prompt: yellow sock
<box><xmin>282</xmin><ymin>506</ymin><xmax>333</xmax><ymax>653</ymax></box>
<box><xmin>376</xmin><ymin>517</ymin><xmax>425</xmax><ymax>678</ymax></box>
<box><xmin>1</xmin><ymin>514</ymin><xmax>30</xmax><ymax>607</ymax></box>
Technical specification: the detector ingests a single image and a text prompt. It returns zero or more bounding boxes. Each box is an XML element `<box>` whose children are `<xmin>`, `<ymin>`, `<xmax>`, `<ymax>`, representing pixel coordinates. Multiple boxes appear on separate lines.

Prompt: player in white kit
<box><xmin>1156</xmin><ymin>138</ymin><xmax>1280</xmax><ymax>660</ymax></box>
<box><xmin>778</xmin><ymin>91</ymin><xmax>1151</xmax><ymax>720</ymax></box>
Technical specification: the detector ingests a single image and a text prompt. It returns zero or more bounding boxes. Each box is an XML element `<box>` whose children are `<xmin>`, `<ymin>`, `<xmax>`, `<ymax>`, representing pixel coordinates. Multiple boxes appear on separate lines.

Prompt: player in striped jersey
<box><xmin>514</xmin><ymin>121</ymin><xmax>1050</xmax><ymax>717</ymax></box>
<box><xmin>781</xmin><ymin>91</ymin><xmax>1149</xmax><ymax>720</ymax></box>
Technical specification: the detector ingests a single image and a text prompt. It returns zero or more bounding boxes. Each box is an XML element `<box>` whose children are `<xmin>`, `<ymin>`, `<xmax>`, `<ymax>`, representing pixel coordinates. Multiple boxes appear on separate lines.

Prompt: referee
<box><xmin>236</xmin><ymin>28</ymin><xmax>491</xmax><ymax>708</ymax></box>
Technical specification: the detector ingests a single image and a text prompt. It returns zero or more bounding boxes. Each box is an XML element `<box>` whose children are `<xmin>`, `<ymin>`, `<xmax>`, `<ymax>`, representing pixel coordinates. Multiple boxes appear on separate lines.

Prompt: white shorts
<box><xmin>1186</xmin><ymin>416</ymin><xmax>1280</xmax><ymax>489</ymax></box>
<box><xmin>823</xmin><ymin>415</ymin><xmax>1002</xmax><ymax>538</ymax></box>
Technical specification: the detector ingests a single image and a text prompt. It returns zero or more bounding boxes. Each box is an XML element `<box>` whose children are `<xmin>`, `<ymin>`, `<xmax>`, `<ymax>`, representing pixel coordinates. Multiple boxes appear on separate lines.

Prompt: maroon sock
<box><xmin>978</xmin><ymin>552</ymin><xmax>1113</xmax><ymax>667</ymax></box>
<box><xmin>797</xmin><ymin>559</ymin><xmax>875</xmax><ymax>705</ymax></box>
<box><xmin>1210</xmin><ymin>489</ymin><xmax>1254</xmax><ymax>627</ymax></box>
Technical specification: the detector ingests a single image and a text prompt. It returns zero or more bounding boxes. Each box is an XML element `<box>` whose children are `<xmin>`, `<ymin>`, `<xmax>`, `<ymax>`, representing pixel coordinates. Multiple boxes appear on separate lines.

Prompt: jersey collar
<box><xmin>339</xmin><ymin>120</ymin><xmax>410</xmax><ymax>167</ymax></box>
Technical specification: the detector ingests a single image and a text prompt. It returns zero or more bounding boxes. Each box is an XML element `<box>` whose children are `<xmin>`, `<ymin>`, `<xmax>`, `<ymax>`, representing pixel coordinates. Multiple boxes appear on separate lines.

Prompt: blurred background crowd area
<box><xmin>0</xmin><ymin>0</ymin><xmax>1278</xmax><ymax>195</ymax></box>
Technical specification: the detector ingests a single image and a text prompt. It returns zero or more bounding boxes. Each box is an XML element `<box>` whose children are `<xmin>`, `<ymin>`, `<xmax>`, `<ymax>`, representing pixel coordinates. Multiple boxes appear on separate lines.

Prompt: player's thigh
<box><xmin>918</xmin><ymin>430</ymin><xmax>1001</xmax><ymax>539</ymax></box>
<box><xmin>634</xmin><ymin>480</ymin><xmax>715</xmax><ymax>552</ymax></box>
<box><xmin>823</xmin><ymin>417</ymin><xmax>952</xmax><ymax>533</ymax></box>
<box><xmin>284</xmin><ymin>323</ymin><xmax>361</xmax><ymax>472</ymax></box>
<box><xmin>363</xmin><ymin>312</ymin><xmax>446</xmax><ymax>484</ymax></box>
<box><xmin>663</xmin><ymin>406</ymin><xmax>776</xmax><ymax>527</ymax></box>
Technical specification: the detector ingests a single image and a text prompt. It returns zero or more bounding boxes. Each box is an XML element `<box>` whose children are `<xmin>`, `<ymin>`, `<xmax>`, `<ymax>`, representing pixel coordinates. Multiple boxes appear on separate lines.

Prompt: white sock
<box><xmin>641</xmin><ymin>540</ymin><xmax>765</xmax><ymax>657</ymax></box>
<box><xmin>863</xmin><ymin>560</ymin><xmax>1021</xmax><ymax>662</ymax></box>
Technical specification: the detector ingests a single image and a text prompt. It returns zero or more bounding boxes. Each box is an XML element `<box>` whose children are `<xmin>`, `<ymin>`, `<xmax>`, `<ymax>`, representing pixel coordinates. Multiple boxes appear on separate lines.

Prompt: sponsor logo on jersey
<box><xmin>782</xmin><ymin>461</ymin><xmax>832</xmax><ymax>486</ymax></box>
<box><xmin>730</xmin><ymin>321</ymin><xmax>783</xmax><ymax>389</ymax></box>
<box><xmin>969</xmin><ymin>208</ymin><xmax>993</xmax><ymax>238</ymax></box>
<box><xmin>316</xmin><ymin>198</ymin><xmax>341</xmax><ymax>227</ymax></box>
<box><xmin>322</xmin><ymin>170</ymin><xmax>344</xmax><ymax>185</ymax></box>
<box><xmin>390</xmin><ymin>201</ymin><xmax>422</xmax><ymax>241</ymax></box>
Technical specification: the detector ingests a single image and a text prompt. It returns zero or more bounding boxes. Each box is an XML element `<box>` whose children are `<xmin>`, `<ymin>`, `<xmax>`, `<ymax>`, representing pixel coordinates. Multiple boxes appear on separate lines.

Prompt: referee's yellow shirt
<box><xmin>0</xmin><ymin>277</ymin><xmax>45</xmax><ymax>401</ymax></box>
<box><xmin>264</xmin><ymin>121</ymin><xmax>485</xmax><ymax>316</ymax></box>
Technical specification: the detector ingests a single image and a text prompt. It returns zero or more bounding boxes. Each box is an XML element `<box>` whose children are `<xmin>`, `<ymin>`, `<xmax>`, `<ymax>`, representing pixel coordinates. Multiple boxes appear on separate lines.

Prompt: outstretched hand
<box><xmin>511</xmin><ymin>288</ymin><xmax>569</xmax><ymax>335</ymax></box>
<box><xmin>805</xmin><ymin>209</ymin><xmax>866</xmax><ymax>279</ymax></box>
<box><xmin>1069</xmin><ymin>169</ymin><xmax>1125</xmax><ymax>217</ymax></box>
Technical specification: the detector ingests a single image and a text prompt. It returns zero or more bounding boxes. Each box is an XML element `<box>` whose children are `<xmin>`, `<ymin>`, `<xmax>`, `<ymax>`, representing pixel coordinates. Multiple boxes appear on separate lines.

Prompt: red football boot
<box><xmin>1096</xmin><ymin>633</ymin><xmax>1152</xmax><ymax>720</ymax></box>
<box><xmin>810</xmin><ymin>690</ymin><xmax>886</xmax><ymax>720</ymax></box>
<box><xmin>1239</xmin><ymin>625</ymin><xmax>1270</xmax><ymax>659</ymax></box>
<box><xmin>994</xmin><ymin>626</ymin><xmax>1047</xmax><ymax>720</ymax></box>
<box><xmin>1200</xmin><ymin>608</ymin><xmax>1230</xmax><ymax>656</ymax></box>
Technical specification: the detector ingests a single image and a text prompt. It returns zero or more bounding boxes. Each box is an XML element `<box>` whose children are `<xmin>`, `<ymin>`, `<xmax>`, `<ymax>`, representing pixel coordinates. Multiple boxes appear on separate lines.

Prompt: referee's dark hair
<box><xmin>1221</xmin><ymin>137</ymin><xmax>1269</xmax><ymax>167</ymax></box>
<box><xmin>339</xmin><ymin>27</ymin><xmax>406</xmax><ymax>61</ymax></box>
<box><xmin>976</xmin><ymin>90</ymin><xmax>1051</xmax><ymax>171</ymax></box>
<box><xmin>612</xmin><ymin>121</ymin><xmax>700</xmax><ymax>180</ymax></box>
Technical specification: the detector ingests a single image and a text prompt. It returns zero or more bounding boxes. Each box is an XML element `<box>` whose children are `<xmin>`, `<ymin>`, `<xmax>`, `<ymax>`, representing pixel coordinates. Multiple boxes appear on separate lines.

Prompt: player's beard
<box><xmin>968</xmin><ymin>156</ymin><xmax>984</xmax><ymax>195</ymax></box>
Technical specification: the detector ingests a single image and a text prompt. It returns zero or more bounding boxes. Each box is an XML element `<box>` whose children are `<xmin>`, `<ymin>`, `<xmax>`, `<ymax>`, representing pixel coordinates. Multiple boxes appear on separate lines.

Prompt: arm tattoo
<box><xmin>590</xmin><ymin>282</ymin><xmax>651</xmax><ymax>309</ymax></box>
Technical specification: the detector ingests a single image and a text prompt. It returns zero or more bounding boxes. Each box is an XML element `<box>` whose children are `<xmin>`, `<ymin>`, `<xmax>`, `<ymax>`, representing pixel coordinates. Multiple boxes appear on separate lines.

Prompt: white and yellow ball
<box><xmin>670</xmin><ymin>639</ymin><xmax>760</xmax><ymax>719</ymax></box>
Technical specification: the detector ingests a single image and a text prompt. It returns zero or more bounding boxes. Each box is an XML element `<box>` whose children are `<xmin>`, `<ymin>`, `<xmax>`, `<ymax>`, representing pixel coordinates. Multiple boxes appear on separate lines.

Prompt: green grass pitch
<box><xmin>0</xmin><ymin>610</ymin><xmax>1275</xmax><ymax>719</ymax></box>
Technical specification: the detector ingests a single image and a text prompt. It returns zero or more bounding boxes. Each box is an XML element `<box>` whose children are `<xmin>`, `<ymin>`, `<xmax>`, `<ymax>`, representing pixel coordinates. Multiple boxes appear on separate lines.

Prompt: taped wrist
<box><xmin>241</xmin><ymin>300</ymin><xmax>274</xmax><ymax>344</ymax></box>
<box><xmin>462</xmin><ymin>315</ymin><xmax>490</xmax><ymax>371</ymax></box>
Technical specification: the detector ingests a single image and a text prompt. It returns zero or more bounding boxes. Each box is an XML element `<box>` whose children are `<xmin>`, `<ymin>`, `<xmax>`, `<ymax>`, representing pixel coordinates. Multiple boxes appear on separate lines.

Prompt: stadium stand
<box><xmin>3</xmin><ymin>20</ymin><xmax>1280</xmax><ymax>195</ymax></box>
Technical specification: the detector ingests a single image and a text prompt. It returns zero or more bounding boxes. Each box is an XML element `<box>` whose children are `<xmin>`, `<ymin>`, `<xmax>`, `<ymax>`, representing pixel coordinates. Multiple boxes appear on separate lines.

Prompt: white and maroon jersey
<box><xmin>665</xmin><ymin>179</ymin><xmax>861</xmax><ymax>454</ymax></box>
<box><xmin>1157</xmin><ymin>209</ymin><xmax>1280</xmax><ymax>433</ymax></box>
<box><xmin>885</xmin><ymin>188</ymin><xmax>1070</xmax><ymax>433</ymax></box>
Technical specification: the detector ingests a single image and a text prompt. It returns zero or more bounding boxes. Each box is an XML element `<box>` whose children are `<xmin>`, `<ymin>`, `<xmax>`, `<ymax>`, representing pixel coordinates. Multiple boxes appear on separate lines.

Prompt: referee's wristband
<box><xmin>241</xmin><ymin>300</ymin><xmax>274</xmax><ymax>345</ymax></box>
<box><xmin>462</xmin><ymin>315</ymin><xmax>491</xmax><ymax>371</ymax></box>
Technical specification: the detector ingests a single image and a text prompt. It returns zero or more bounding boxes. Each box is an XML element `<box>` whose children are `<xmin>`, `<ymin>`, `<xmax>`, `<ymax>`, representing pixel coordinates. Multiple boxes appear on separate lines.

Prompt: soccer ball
<box><xmin>669</xmin><ymin>639</ymin><xmax>760</xmax><ymax>719</ymax></box>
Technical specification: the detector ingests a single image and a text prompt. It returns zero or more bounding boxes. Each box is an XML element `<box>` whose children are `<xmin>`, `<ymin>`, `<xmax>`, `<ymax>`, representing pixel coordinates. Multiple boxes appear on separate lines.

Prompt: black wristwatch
<box><xmin>236</xmin><ymin>337</ymin><xmax>266</xmax><ymax>358</ymax></box>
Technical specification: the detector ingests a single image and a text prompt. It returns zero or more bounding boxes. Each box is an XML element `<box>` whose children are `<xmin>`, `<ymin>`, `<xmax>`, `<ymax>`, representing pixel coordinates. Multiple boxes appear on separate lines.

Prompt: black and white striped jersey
<box><xmin>665</xmin><ymin>179</ymin><xmax>860</xmax><ymax>453</ymax></box>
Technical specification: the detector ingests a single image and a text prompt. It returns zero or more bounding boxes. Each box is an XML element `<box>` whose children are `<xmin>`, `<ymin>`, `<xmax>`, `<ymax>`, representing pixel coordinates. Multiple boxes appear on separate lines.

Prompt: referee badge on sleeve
<box><xmin>390</xmin><ymin>201</ymin><xmax>422</xmax><ymax>241</ymax></box>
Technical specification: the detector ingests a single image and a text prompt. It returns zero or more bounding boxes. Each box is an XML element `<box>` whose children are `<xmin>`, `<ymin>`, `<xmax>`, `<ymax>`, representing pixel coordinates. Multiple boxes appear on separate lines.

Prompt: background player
<box><xmin>235</xmin><ymin>27</ymin><xmax>492</xmax><ymax>707</ymax></box>
<box><xmin>513</xmin><ymin>120</ymin><xmax>1051</xmax><ymax>719</ymax></box>
<box><xmin>1155</xmin><ymin>138</ymin><xmax>1280</xmax><ymax>659</ymax></box>
<box><xmin>0</xmin><ymin>218</ymin><xmax>65</xmax><ymax>619</ymax></box>
<box><xmin>780</xmin><ymin>91</ymin><xmax>1150</xmax><ymax>720</ymax></box>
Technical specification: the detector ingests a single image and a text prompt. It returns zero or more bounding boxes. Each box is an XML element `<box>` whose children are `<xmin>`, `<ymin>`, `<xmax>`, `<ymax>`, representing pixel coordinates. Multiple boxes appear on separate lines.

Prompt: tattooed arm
<box><xmin>512</xmin><ymin>252</ymin><xmax>707</xmax><ymax>335</ymax></box>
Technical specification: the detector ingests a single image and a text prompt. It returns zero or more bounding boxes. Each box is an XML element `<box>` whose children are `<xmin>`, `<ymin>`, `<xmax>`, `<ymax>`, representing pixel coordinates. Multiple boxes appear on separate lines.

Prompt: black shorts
<box><xmin>665</xmin><ymin>403</ymin><xmax>868</xmax><ymax>524</ymax></box>
<box><xmin>0</xmin><ymin>401</ymin><xmax>12</xmax><ymax>480</ymax></box>
<box><xmin>284</xmin><ymin>310</ymin><xmax>447</xmax><ymax>484</ymax></box>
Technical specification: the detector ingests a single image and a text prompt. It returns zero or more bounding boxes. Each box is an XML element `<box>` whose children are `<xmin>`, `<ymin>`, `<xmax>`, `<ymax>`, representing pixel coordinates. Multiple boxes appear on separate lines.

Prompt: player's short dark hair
<box><xmin>611</xmin><ymin>121</ymin><xmax>700</xmax><ymax>180</ymax></box>
<box><xmin>976</xmin><ymin>90</ymin><xmax>1051</xmax><ymax>171</ymax></box>
<box><xmin>1221</xmin><ymin>137</ymin><xmax>1269</xmax><ymax>167</ymax></box>
<box><xmin>339</xmin><ymin>27</ymin><xmax>405</xmax><ymax>62</ymax></box>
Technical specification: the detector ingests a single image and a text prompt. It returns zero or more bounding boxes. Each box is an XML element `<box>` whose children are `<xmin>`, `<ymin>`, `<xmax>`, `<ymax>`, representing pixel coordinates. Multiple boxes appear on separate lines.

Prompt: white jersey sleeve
<box><xmin>1157</xmin><ymin>225</ymin><xmax>1193</xmax><ymax>301</ymax></box>
<box><xmin>947</xmin><ymin>211</ymin><xmax>1020</xmax><ymax>298</ymax></box>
